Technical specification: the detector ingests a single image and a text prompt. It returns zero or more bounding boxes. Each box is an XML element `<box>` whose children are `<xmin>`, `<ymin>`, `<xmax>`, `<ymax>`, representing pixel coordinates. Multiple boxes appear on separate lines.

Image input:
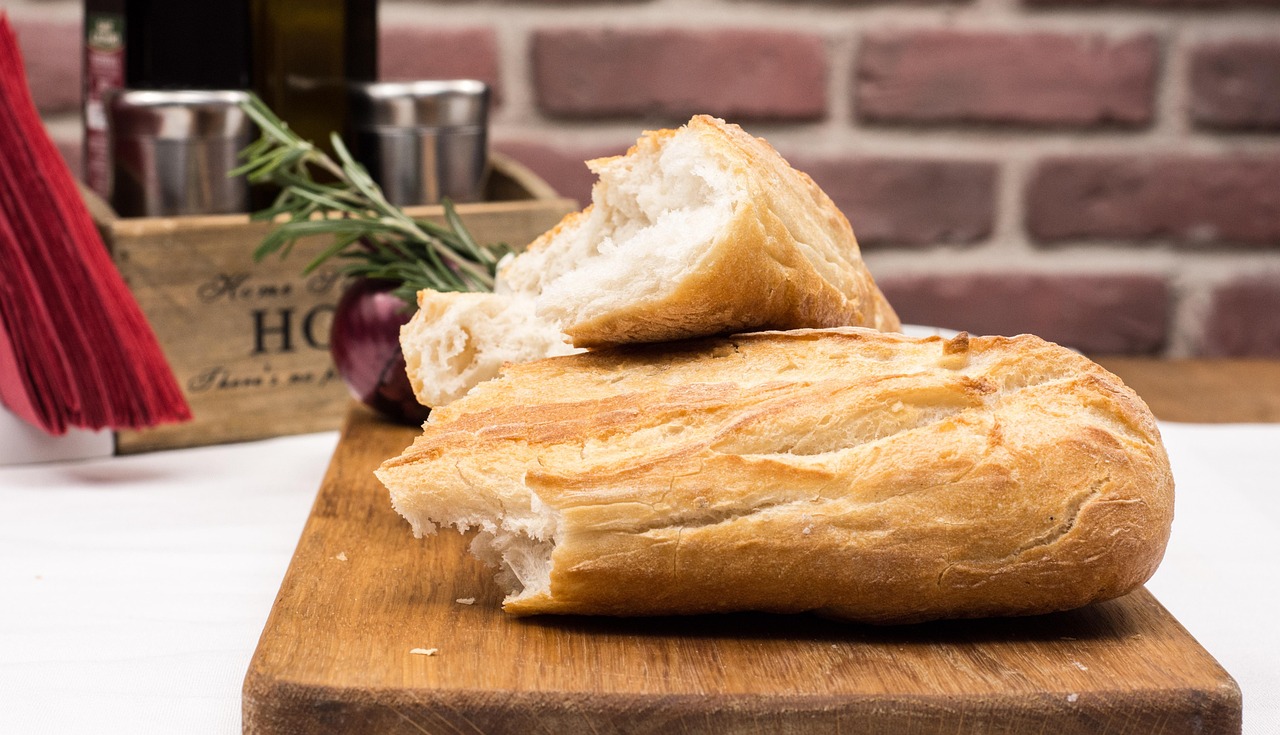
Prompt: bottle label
<box><xmin>84</xmin><ymin>13</ymin><xmax>125</xmax><ymax>199</ymax></box>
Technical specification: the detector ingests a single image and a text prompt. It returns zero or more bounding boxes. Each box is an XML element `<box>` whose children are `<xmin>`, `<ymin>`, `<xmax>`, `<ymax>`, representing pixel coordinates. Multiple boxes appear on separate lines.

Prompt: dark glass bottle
<box><xmin>250</xmin><ymin>0</ymin><xmax>378</xmax><ymax>155</ymax></box>
<box><xmin>125</xmin><ymin>1</ymin><xmax>252</xmax><ymax>90</ymax></box>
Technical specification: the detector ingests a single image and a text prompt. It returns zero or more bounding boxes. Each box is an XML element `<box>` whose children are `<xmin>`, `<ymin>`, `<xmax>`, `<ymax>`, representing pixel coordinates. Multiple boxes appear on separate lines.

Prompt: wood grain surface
<box><xmin>243</xmin><ymin>400</ymin><xmax>1242</xmax><ymax>735</ymax></box>
<box><xmin>1098</xmin><ymin>358</ymin><xmax>1280</xmax><ymax>423</ymax></box>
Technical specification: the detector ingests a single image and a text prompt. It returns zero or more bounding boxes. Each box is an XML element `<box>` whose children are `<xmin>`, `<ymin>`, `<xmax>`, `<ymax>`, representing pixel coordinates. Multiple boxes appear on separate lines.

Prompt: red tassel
<box><xmin>0</xmin><ymin>15</ymin><xmax>190</xmax><ymax>434</ymax></box>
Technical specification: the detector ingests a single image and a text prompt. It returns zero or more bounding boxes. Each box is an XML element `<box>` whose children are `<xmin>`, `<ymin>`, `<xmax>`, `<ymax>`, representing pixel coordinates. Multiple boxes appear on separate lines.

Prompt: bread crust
<box><xmin>510</xmin><ymin>116</ymin><xmax>901</xmax><ymax>347</ymax></box>
<box><xmin>377</xmin><ymin>328</ymin><xmax>1173</xmax><ymax>624</ymax></box>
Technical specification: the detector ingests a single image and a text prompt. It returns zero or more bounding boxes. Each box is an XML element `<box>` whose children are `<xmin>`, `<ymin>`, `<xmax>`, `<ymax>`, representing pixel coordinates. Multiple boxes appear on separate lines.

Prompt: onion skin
<box><xmin>330</xmin><ymin>279</ymin><xmax>431</xmax><ymax>425</ymax></box>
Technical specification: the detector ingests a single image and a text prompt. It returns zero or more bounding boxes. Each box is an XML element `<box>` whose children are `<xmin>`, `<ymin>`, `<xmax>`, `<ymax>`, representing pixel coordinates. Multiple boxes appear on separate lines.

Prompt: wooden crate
<box><xmin>97</xmin><ymin>155</ymin><xmax>576</xmax><ymax>453</ymax></box>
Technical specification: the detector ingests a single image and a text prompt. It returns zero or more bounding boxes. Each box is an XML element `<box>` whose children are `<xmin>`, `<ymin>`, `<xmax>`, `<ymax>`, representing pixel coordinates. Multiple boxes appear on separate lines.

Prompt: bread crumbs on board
<box><xmin>409</xmin><ymin>648</ymin><xmax>438</xmax><ymax>656</ymax></box>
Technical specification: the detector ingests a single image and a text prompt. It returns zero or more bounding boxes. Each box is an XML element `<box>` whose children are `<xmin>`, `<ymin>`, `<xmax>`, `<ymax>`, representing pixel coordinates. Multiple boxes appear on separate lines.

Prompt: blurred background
<box><xmin>7</xmin><ymin>0</ymin><xmax>1280</xmax><ymax>357</ymax></box>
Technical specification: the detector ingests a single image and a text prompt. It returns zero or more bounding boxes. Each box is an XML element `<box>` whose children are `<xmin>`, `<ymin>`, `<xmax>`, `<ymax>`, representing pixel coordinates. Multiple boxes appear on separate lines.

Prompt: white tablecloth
<box><xmin>1</xmin><ymin>423</ymin><xmax>1275</xmax><ymax>734</ymax></box>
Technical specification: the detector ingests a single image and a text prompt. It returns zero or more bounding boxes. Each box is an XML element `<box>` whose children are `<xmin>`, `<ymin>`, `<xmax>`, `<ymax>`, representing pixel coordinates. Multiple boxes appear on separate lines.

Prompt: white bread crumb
<box><xmin>456</xmin><ymin>597</ymin><xmax>476</xmax><ymax>605</ymax></box>
<box><xmin>335</xmin><ymin>552</ymin><xmax>348</xmax><ymax>562</ymax></box>
<box><xmin>402</xmin><ymin>291</ymin><xmax>581</xmax><ymax>409</ymax></box>
<box><xmin>409</xmin><ymin>648</ymin><xmax>438</xmax><ymax>656</ymax></box>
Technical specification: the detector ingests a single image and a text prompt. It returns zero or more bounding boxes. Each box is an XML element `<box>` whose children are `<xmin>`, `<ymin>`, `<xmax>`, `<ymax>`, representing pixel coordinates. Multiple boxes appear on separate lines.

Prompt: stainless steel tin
<box><xmin>107</xmin><ymin>90</ymin><xmax>253</xmax><ymax>217</ymax></box>
<box><xmin>348</xmin><ymin>80</ymin><xmax>490</xmax><ymax>206</ymax></box>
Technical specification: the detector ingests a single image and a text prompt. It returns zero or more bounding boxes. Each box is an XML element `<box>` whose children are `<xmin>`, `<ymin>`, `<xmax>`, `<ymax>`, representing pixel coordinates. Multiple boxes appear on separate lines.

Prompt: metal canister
<box><xmin>107</xmin><ymin>90</ymin><xmax>253</xmax><ymax>217</ymax></box>
<box><xmin>348</xmin><ymin>80</ymin><xmax>490</xmax><ymax>206</ymax></box>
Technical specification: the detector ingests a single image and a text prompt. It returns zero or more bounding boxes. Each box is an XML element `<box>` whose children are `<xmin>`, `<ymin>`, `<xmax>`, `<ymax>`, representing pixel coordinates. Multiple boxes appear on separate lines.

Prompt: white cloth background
<box><xmin>0</xmin><ymin>423</ymin><xmax>1275</xmax><ymax>734</ymax></box>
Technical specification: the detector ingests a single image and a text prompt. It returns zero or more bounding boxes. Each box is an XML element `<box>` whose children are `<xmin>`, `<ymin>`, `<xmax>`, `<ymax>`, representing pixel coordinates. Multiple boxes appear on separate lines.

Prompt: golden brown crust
<box><xmin>378</xmin><ymin>328</ymin><xmax>1173</xmax><ymax>624</ymax></box>
<box><xmin>512</xmin><ymin>116</ymin><xmax>901</xmax><ymax>346</ymax></box>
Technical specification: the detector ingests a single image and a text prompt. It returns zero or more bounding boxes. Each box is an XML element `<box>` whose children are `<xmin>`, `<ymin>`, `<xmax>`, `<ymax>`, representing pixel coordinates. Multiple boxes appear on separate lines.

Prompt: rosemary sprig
<box><xmin>233</xmin><ymin>94</ymin><xmax>511</xmax><ymax>304</ymax></box>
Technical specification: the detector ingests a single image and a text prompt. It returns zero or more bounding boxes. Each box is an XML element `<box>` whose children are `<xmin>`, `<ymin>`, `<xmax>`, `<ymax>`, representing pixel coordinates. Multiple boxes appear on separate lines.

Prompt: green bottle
<box><xmin>250</xmin><ymin>0</ymin><xmax>378</xmax><ymax>155</ymax></box>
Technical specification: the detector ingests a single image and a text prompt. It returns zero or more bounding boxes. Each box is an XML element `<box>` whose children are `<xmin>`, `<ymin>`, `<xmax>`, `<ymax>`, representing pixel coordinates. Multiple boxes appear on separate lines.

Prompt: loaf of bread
<box><xmin>376</xmin><ymin>328</ymin><xmax>1174</xmax><ymax>624</ymax></box>
<box><xmin>397</xmin><ymin>115</ymin><xmax>901</xmax><ymax>409</ymax></box>
<box><xmin>496</xmin><ymin>115</ymin><xmax>900</xmax><ymax>347</ymax></box>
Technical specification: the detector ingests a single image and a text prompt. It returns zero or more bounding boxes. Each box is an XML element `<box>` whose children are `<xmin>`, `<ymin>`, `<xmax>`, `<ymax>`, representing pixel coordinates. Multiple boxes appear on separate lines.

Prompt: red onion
<box><xmin>330</xmin><ymin>278</ymin><xmax>430</xmax><ymax>425</ymax></box>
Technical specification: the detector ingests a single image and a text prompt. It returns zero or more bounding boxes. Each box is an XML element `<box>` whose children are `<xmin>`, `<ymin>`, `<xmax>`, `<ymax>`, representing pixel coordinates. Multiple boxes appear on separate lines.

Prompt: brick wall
<box><xmin>9</xmin><ymin>0</ymin><xmax>1280</xmax><ymax>356</ymax></box>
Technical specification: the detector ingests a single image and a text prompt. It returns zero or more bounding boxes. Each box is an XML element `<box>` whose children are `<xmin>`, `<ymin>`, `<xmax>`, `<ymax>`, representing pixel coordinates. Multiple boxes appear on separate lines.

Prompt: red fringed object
<box><xmin>0</xmin><ymin>15</ymin><xmax>190</xmax><ymax>434</ymax></box>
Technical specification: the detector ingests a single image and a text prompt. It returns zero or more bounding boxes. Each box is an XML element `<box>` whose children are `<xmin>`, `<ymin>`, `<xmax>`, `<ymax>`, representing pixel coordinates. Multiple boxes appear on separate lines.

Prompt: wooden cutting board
<box><xmin>243</xmin><ymin>404</ymin><xmax>1241</xmax><ymax>735</ymax></box>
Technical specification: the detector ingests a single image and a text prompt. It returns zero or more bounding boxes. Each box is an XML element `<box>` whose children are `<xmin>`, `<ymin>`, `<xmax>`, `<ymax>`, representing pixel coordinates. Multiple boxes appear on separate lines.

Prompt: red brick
<box><xmin>856</xmin><ymin>31</ymin><xmax>1158</xmax><ymax>127</ymax></box>
<box><xmin>379</xmin><ymin>26</ymin><xmax>502</xmax><ymax>104</ymax></box>
<box><xmin>879</xmin><ymin>273</ymin><xmax>1169</xmax><ymax>354</ymax></box>
<box><xmin>1190</xmin><ymin>40</ymin><xmax>1280</xmax><ymax>130</ymax></box>
<box><xmin>532</xmin><ymin>28</ymin><xmax>826</xmax><ymax>121</ymax></box>
<box><xmin>1200</xmin><ymin>277</ymin><xmax>1280</xmax><ymax>356</ymax></box>
<box><xmin>788</xmin><ymin>156</ymin><xmax>996</xmax><ymax>247</ymax></box>
<box><xmin>494</xmin><ymin>140</ymin><xmax>630</xmax><ymax>206</ymax></box>
<box><xmin>1027</xmin><ymin>157</ymin><xmax>1280</xmax><ymax>247</ymax></box>
<box><xmin>12</xmin><ymin>19</ymin><xmax>81</xmax><ymax>114</ymax></box>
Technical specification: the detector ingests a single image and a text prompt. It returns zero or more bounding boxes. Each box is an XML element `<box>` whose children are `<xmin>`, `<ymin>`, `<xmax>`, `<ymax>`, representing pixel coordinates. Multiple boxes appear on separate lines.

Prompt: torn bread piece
<box><xmin>497</xmin><ymin>116</ymin><xmax>900</xmax><ymax>347</ymax></box>
<box><xmin>377</xmin><ymin>328</ymin><xmax>1174</xmax><ymax>624</ymax></box>
<box><xmin>401</xmin><ymin>290</ymin><xmax>582</xmax><ymax>409</ymax></box>
<box><xmin>399</xmin><ymin>115</ymin><xmax>899</xmax><ymax>409</ymax></box>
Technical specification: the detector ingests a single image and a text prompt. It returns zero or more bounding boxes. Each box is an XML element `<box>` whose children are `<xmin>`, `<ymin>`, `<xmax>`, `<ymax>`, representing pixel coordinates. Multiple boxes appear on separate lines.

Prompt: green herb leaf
<box><xmin>235</xmin><ymin>94</ymin><xmax>505</xmax><ymax>301</ymax></box>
